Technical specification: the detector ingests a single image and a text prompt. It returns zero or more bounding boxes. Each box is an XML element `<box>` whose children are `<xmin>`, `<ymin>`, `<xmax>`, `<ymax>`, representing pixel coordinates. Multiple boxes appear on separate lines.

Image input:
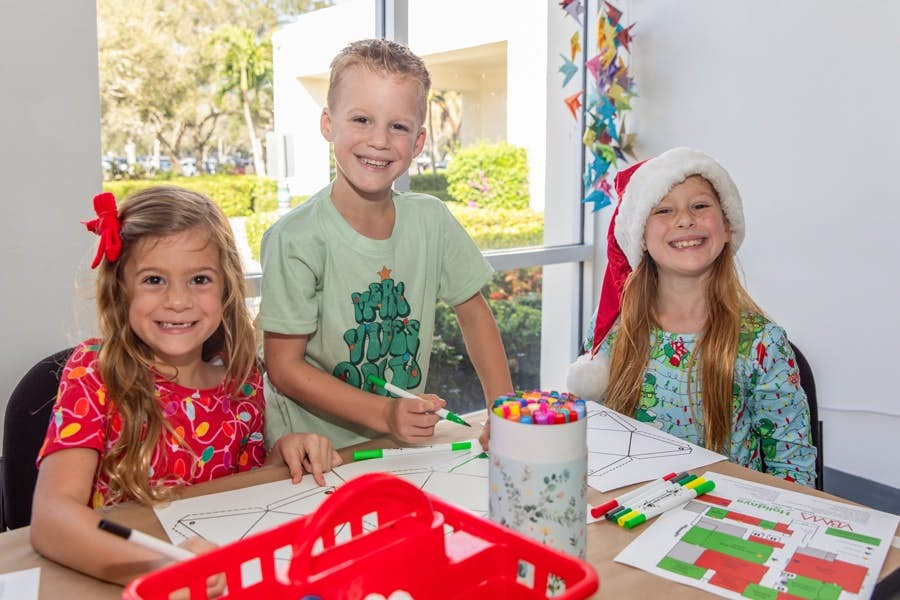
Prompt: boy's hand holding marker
<box><xmin>368</xmin><ymin>375</ymin><xmax>471</xmax><ymax>444</ymax></box>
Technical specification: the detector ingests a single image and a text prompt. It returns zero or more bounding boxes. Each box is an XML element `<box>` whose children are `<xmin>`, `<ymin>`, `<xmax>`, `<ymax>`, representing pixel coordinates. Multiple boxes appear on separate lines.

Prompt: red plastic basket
<box><xmin>123</xmin><ymin>472</ymin><xmax>599</xmax><ymax>599</ymax></box>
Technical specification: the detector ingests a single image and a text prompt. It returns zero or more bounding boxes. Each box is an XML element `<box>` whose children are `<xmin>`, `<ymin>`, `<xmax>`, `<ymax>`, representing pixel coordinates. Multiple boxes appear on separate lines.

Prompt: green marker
<box><xmin>367</xmin><ymin>374</ymin><xmax>471</xmax><ymax>427</ymax></box>
<box><xmin>622</xmin><ymin>480</ymin><xmax>717</xmax><ymax>529</ymax></box>
<box><xmin>353</xmin><ymin>441</ymin><xmax>474</xmax><ymax>461</ymax></box>
<box><xmin>610</xmin><ymin>473</ymin><xmax>697</xmax><ymax>523</ymax></box>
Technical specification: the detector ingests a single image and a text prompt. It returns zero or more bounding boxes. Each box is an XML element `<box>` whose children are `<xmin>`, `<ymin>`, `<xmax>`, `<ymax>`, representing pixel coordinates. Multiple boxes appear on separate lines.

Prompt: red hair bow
<box><xmin>83</xmin><ymin>192</ymin><xmax>122</xmax><ymax>268</ymax></box>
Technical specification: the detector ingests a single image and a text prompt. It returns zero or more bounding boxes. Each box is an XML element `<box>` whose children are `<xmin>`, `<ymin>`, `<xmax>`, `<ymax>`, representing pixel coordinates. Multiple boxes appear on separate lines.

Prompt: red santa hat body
<box><xmin>566</xmin><ymin>147</ymin><xmax>744</xmax><ymax>402</ymax></box>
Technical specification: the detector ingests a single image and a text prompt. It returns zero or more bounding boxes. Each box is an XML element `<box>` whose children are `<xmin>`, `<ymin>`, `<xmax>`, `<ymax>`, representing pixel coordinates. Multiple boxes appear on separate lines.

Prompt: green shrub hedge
<box><xmin>245</xmin><ymin>195</ymin><xmax>310</xmax><ymax>262</ymax></box>
<box><xmin>103</xmin><ymin>175</ymin><xmax>277</xmax><ymax>217</ymax></box>
<box><xmin>245</xmin><ymin>201</ymin><xmax>544</xmax><ymax>261</ymax></box>
<box><xmin>428</xmin><ymin>282</ymin><xmax>541</xmax><ymax>412</ymax></box>
<box><xmin>410</xmin><ymin>172</ymin><xmax>448</xmax><ymax>193</ymax></box>
<box><xmin>245</xmin><ymin>212</ymin><xmax>280</xmax><ymax>263</ymax></box>
<box><xmin>445</xmin><ymin>142</ymin><xmax>530</xmax><ymax>209</ymax></box>
<box><xmin>447</xmin><ymin>205</ymin><xmax>543</xmax><ymax>249</ymax></box>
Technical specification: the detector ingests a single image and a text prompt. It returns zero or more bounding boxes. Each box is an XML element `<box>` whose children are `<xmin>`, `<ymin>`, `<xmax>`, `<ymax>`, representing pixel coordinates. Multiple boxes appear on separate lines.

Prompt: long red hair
<box><xmin>604</xmin><ymin>230</ymin><xmax>761</xmax><ymax>452</ymax></box>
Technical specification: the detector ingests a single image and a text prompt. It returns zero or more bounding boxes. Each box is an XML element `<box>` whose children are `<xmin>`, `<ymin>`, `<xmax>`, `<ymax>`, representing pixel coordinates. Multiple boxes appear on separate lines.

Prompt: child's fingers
<box><xmin>479</xmin><ymin>422</ymin><xmax>491</xmax><ymax>452</ymax></box>
<box><xmin>206</xmin><ymin>573</ymin><xmax>227</xmax><ymax>598</ymax></box>
<box><xmin>302</xmin><ymin>455</ymin><xmax>326</xmax><ymax>486</ymax></box>
<box><xmin>180</xmin><ymin>536</ymin><xmax>217</xmax><ymax>554</ymax></box>
<box><xmin>312</xmin><ymin>434</ymin><xmax>338</xmax><ymax>472</ymax></box>
<box><xmin>394</xmin><ymin>420</ymin><xmax>441</xmax><ymax>443</ymax></box>
<box><xmin>387</xmin><ymin>397</ymin><xmax>442</xmax><ymax>443</ymax></box>
<box><xmin>420</xmin><ymin>393</ymin><xmax>446</xmax><ymax>411</ymax></box>
<box><xmin>399</xmin><ymin>396</ymin><xmax>443</xmax><ymax>418</ymax></box>
<box><xmin>279</xmin><ymin>439</ymin><xmax>306</xmax><ymax>484</ymax></box>
<box><xmin>303</xmin><ymin>435</ymin><xmax>329</xmax><ymax>486</ymax></box>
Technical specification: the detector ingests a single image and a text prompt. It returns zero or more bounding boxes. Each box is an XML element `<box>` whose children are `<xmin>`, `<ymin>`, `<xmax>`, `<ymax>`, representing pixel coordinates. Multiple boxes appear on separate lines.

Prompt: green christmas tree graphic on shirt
<box><xmin>332</xmin><ymin>266</ymin><xmax>423</xmax><ymax>393</ymax></box>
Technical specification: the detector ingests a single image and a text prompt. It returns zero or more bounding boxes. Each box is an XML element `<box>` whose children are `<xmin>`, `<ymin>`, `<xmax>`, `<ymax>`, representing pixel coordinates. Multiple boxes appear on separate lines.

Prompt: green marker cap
<box><xmin>623</xmin><ymin>514</ymin><xmax>647</xmax><ymax>529</ymax></box>
<box><xmin>694</xmin><ymin>480</ymin><xmax>716</xmax><ymax>495</ymax></box>
<box><xmin>352</xmin><ymin>449</ymin><xmax>384</xmax><ymax>461</ymax></box>
<box><xmin>450</xmin><ymin>441</ymin><xmax>472</xmax><ymax>451</ymax></box>
<box><xmin>445</xmin><ymin>412</ymin><xmax>471</xmax><ymax>427</ymax></box>
<box><xmin>677</xmin><ymin>474</ymin><xmax>698</xmax><ymax>486</ymax></box>
<box><xmin>607</xmin><ymin>506</ymin><xmax>630</xmax><ymax>521</ymax></box>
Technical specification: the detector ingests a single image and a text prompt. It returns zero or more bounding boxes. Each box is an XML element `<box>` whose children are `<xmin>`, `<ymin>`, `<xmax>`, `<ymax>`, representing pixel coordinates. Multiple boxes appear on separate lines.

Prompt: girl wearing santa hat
<box><xmin>567</xmin><ymin>147</ymin><xmax>816</xmax><ymax>487</ymax></box>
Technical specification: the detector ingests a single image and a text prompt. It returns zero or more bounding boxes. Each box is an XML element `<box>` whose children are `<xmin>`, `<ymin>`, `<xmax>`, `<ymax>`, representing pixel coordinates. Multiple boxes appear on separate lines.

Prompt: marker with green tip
<box><xmin>610</xmin><ymin>472</ymin><xmax>697</xmax><ymax>523</ymax></box>
<box><xmin>622</xmin><ymin>480</ymin><xmax>717</xmax><ymax>529</ymax></box>
<box><xmin>352</xmin><ymin>440</ymin><xmax>474</xmax><ymax>461</ymax></box>
<box><xmin>367</xmin><ymin>374</ymin><xmax>471</xmax><ymax>427</ymax></box>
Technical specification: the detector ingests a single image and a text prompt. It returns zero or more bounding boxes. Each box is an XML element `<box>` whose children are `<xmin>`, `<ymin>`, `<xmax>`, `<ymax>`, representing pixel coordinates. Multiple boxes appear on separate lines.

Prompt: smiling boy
<box><xmin>259</xmin><ymin>39</ymin><xmax>512</xmax><ymax>449</ymax></box>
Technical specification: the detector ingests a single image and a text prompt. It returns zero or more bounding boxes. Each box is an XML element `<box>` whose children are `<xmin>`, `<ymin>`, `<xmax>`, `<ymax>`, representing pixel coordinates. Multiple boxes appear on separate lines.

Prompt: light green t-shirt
<box><xmin>258</xmin><ymin>184</ymin><xmax>493</xmax><ymax>448</ymax></box>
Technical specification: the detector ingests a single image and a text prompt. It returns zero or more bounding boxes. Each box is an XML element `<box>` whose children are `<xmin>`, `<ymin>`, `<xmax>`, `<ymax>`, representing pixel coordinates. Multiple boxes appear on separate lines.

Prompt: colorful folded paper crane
<box><xmin>583</xmin><ymin>1</ymin><xmax>637</xmax><ymax>211</ymax></box>
<box><xmin>558</xmin><ymin>1</ymin><xmax>638</xmax><ymax>212</ymax></box>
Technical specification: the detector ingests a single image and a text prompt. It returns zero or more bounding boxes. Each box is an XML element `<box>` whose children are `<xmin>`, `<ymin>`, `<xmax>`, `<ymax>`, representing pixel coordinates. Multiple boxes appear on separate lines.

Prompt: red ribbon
<box><xmin>83</xmin><ymin>192</ymin><xmax>122</xmax><ymax>269</ymax></box>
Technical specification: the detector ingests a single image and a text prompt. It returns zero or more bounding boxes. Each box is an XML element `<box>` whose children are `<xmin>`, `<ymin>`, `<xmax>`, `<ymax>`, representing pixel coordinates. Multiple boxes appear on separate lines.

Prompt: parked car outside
<box><xmin>180</xmin><ymin>157</ymin><xmax>197</xmax><ymax>176</ymax></box>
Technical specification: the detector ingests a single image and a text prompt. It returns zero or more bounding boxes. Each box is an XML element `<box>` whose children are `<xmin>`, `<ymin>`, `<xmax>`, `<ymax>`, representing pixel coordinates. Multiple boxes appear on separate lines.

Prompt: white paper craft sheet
<box><xmin>584</xmin><ymin>400</ymin><xmax>726</xmax><ymax>492</ymax></box>
<box><xmin>0</xmin><ymin>567</ymin><xmax>40</xmax><ymax>600</ymax></box>
<box><xmin>153</xmin><ymin>440</ymin><xmax>488</xmax><ymax>548</ymax></box>
<box><xmin>332</xmin><ymin>441</ymin><xmax>488</xmax><ymax>517</ymax></box>
<box><xmin>153</xmin><ymin>402</ymin><xmax>728</xmax><ymax>547</ymax></box>
<box><xmin>615</xmin><ymin>472</ymin><xmax>900</xmax><ymax>599</ymax></box>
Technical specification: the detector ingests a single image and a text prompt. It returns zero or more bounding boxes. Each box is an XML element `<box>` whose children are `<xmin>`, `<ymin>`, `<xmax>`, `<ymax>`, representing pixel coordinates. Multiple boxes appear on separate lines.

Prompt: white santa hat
<box><xmin>566</xmin><ymin>147</ymin><xmax>745</xmax><ymax>402</ymax></box>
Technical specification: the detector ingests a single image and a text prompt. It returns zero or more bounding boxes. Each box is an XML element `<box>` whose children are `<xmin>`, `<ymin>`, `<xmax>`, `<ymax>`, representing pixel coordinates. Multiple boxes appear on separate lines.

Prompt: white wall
<box><xmin>618</xmin><ymin>0</ymin><xmax>900</xmax><ymax>487</ymax></box>
<box><xmin>0</xmin><ymin>4</ymin><xmax>101</xmax><ymax>448</ymax></box>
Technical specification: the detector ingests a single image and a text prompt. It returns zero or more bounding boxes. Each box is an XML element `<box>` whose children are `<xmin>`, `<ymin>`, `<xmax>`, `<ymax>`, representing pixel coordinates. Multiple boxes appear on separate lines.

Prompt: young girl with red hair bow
<box><xmin>30</xmin><ymin>186</ymin><xmax>341</xmax><ymax>587</ymax></box>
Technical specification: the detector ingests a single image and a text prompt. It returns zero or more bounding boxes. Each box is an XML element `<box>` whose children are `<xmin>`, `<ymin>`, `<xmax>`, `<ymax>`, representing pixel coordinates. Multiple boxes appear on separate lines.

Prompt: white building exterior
<box><xmin>271</xmin><ymin>0</ymin><xmax>552</xmax><ymax>212</ymax></box>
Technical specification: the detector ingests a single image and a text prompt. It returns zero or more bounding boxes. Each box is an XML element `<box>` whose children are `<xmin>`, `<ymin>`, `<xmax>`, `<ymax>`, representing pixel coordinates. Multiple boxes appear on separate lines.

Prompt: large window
<box><xmin>402</xmin><ymin>0</ymin><xmax>594</xmax><ymax>410</ymax></box>
<box><xmin>98</xmin><ymin>0</ymin><xmax>598</xmax><ymax>414</ymax></box>
<box><xmin>262</xmin><ymin>0</ymin><xmax>596</xmax><ymax>411</ymax></box>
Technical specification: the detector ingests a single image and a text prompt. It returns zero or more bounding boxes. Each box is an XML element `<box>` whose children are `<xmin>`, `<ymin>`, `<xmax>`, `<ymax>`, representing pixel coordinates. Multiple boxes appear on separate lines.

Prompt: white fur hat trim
<box><xmin>613</xmin><ymin>147</ymin><xmax>745</xmax><ymax>269</ymax></box>
<box><xmin>566</xmin><ymin>352</ymin><xmax>610</xmax><ymax>403</ymax></box>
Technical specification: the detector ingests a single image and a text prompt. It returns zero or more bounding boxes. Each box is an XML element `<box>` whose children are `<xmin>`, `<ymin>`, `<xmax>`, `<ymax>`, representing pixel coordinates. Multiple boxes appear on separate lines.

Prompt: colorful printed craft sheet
<box><xmin>0</xmin><ymin>567</ymin><xmax>40</xmax><ymax>599</ymax></box>
<box><xmin>584</xmin><ymin>400</ymin><xmax>726</xmax><ymax>492</ymax></box>
<box><xmin>615</xmin><ymin>472</ymin><xmax>899</xmax><ymax>599</ymax></box>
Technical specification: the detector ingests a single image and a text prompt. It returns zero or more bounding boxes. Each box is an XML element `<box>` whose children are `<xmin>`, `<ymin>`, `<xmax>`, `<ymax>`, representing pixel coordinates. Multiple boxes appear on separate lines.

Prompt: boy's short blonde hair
<box><xmin>328</xmin><ymin>38</ymin><xmax>431</xmax><ymax>125</ymax></box>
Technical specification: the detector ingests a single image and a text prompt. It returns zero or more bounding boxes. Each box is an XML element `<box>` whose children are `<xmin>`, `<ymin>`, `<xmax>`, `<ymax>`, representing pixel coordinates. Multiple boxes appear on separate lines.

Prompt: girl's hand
<box><xmin>384</xmin><ymin>394</ymin><xmax>444</xmax><ymax>443</ymax></box>
<box><xmin>479</xmin><ymin>420</ymin><xmax>490</xmax><ymax>452</ymax></box>
<box><xmin>270</xmin><ymin>433</ymin><xmax>342</xmax><ymax>486</ymax></box>
<box><xmin>179</xmin><ymin>535</ymin><xmax>217</xmax><ymax>554</ymax></box>
<box><xmin>170</xmin><ymin>537</ymin><xmax>224</xmax><ymax>599</ymax></box>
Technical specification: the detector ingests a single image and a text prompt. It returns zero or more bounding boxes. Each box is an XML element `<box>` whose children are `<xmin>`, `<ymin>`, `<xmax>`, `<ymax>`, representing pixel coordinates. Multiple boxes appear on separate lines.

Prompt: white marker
<box><xmin>622</xmin><ymin>480</ymin><xmax>716</xmax><ymax>529</ymax></box>
<box><xmin>98</xmin><ymin>519</ymin><xmax>195</xmax><ymax>561</ymax></box>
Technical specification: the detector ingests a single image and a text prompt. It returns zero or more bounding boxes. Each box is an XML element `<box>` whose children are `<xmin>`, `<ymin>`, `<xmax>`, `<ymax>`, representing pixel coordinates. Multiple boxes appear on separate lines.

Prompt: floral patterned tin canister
<box><xmin>488</xmin><ymin>396</ymin><xmax>588</xmax><ymax>558</ymax></box>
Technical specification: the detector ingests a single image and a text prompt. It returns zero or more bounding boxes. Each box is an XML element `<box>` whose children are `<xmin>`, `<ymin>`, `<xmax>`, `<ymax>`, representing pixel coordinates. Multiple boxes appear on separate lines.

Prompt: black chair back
<box><xmin>1</xmin><ymin>348</ymin><xmax>74</xmax><ymax>530</ymax></box>
<box><xmin>790</xmin><ymin>342</ymin><xmax>824</xmax><ymax>491</ymax></box>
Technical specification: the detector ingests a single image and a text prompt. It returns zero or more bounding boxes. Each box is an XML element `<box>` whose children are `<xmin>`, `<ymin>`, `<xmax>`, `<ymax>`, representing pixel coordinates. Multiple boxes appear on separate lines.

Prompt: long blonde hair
<box><xmin>604</xmin><ymin>233</ymin><xmax>761</xmax><ymax>453</ymax></box>
<box><xmin>94</xmin><ymin>185</ymin><xmax>257</xmax><ymax>504</ymax></box>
